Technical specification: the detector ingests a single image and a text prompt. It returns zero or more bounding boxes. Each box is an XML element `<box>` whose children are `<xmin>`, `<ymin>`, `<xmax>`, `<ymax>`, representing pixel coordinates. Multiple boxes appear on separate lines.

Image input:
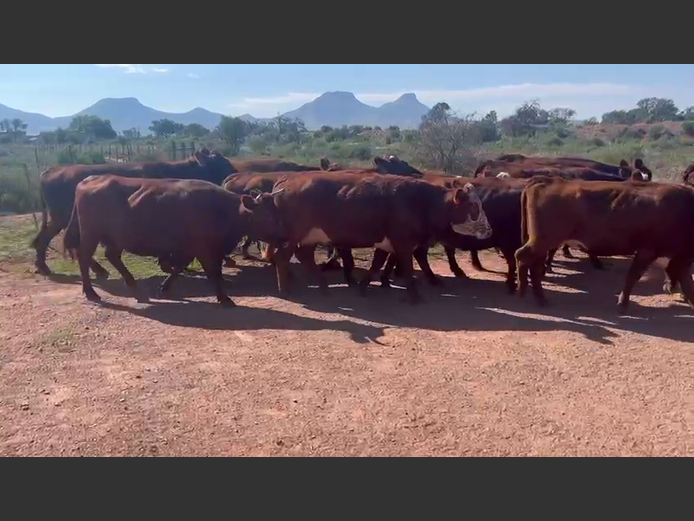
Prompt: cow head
<box><xmin>446</xmin><ymin>183</ymin><xmax>492</xmax><ymax>240</ymax></box>
<box><xmin>193</xmin><ymin>149</ymin><xmax>236</xmax><ymax>185</ymax></box>
<box><xmin>239</xmin><ymin>189</ymin><xmax>286</xmax><ymax>243</ymax></box>
<box><xmin>320</xmin><ymin>157</ymin><xmax>331</xmax><ymax>170</ymax></box>
<box><xmin>373</xmin><ymin>156</ymin><xmax>424</xmax><ymax>178</ymax></box>
<box><xmin>634</xmin><ymin>158</ymin><xmax>653</xmax><ymax>181</ymax></box>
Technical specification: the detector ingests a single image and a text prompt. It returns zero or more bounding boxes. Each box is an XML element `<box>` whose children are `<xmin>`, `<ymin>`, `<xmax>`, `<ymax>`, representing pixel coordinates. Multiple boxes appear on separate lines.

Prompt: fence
<box><xmin>32</xmin><ymin>140</ymin><xmax>200</xmax><ymax>171</ymax></box>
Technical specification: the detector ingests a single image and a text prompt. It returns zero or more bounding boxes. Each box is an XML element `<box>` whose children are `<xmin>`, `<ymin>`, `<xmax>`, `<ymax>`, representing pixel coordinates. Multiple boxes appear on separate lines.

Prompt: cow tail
<box><xmin>520</xmin><ymin>187</ymin><xmax>529</xmax><ymax>245</ymax></box>
<box><xmin>30</xmin><ymin>179</ymin><xmax>49</xmax><ymax>249</ymax></box>
<box><xmin>62</xmin><ymin>202</ymin><xmax>81</xmax><ymax>261</ymax></box>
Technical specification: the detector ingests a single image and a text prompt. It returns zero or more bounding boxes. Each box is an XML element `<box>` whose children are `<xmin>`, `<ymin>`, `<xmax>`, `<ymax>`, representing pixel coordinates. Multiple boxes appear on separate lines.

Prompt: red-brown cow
<box><xmin>268</xmin><ymin>171</ymin><xmax>492</xmax><ymax>304</ymax></box>
<box><xmin>32</xmin><ymin>148</ymin><xmax>234</xmax><ymax>278</ymax></box>
<box><xmin>63</xmin><ymin>175</ymin><xmax>284</xmax><ymax>306</ymax></box>
<box><xmin>514</xmin><ymin>176</ymin><xmax>694</xmax><ymax>312</ymax></box>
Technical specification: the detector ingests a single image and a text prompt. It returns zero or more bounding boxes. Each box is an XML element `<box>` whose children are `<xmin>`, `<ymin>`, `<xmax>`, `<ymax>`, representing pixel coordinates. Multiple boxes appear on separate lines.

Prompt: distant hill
<box><xmin>0</xmin><ymin>91</ymin><xmax>432</xmax><ymax>135</ymax></box>
<box><xmin>282</xmin><ymin>91</ymin><xmax>430</xmax><ymax>129</ymax></box>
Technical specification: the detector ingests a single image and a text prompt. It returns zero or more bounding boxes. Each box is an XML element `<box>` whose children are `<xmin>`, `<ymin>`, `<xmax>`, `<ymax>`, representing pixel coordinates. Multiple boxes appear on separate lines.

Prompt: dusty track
<box><xmin>0</xmin><ymin>250</ymin><xmax>691</xmax><ymax>456</ymax></box>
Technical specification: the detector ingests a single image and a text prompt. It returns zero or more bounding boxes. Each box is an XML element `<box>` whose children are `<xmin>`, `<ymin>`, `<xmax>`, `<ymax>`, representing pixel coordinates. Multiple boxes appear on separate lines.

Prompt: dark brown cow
<box><xmin>514</xmin><ymin>176</ymin><xmax>694</xmax><ymax>312</ymax></box>
<box><xmin>378</xmin><ymin>176</ymin><xmax>527</xmax><ymax>294</ymax></box>
<box><xmin>474</xmin><ymin>153</ymin><xmax>653</xmax><ymax>180</ymax></box>
<box><xmin>62</xmin><ymin>175</ymin><xmax>284</xmax><ymax>306</ymax></box>
<box><xmin>268</xmin><ymin>171</ymin><xmax>492</xmax><ymax>304</ymax></box>
<box><xmin>32</xmin><ymin>148</ymin><xmax>234</xmax><ymax>277</ymax></box>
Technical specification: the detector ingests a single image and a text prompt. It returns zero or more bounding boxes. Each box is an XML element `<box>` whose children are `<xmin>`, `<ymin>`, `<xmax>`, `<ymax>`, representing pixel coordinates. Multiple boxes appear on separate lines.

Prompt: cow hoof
<box><xmin>380</xmin><ymin>280</ymin><xmax>391</xmax><ymax>289</ymax></box>
<box><xmin>219</xmin><ymin>297</ymin><xmax>236</xmax><ymax>307</ymax></box>
<box><xmin>84</xmin><ymin>290</ymin><xmax>101</xmax><ymax>303</ymax></box>
<box><xmin>471</xmin><ymin>263</ymin><xmax>485</xmax><ymax>272</ymax></box>
<box><xmin>452</xmin><ymin>270</ymin><xmax>467</xmax><ymax>279</ymax></box>
<box><xmin>93</xmin><ymin>269</ymin><xmax>110</xmax><ymax>281</ymax></box>
<box><xmin>223</xmin><ymin>258</ymin><xmax>237</xmax><ymax>268</ymax></box>
<box><xmin>34</xmin><ymin>263</ymin><xmax>52</xmax><ymax>276</ymax></box>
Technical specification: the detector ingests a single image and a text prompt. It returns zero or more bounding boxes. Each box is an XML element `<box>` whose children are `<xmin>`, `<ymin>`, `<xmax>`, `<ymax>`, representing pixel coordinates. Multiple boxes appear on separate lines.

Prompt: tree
<box><xmin>475</xmin><ymin>110</ymin><xmax>501</xmax><ymax>142</ymax></box>
<box><xmin>11</xmin><ymin>118</ymin><xmax>27</xmax><ymax>132</ymax></box>
<box><xmin>0</xmin><ymin>119</ymin><xmax>10</xmax><ymax>133</ymax></box>
<box><xmin>636</xmin><ymin>97</ymin><xmax>679</xmax><ymax>122</ymax></box>
<box><xmin>500</xmin><ymin>100</ymin><xmax>550</xmax><ymax>137</ymax></box>
<box><xmin>413</xmin><ymin>102</ymin><xmax>482</xmax><ymax>174</ymax></box>
<box><xmin>217</xmin><ymin>116</ymin><xmax>248</xmax><ymax>155</ymax></box>
<box><xmin>181</xmin><ymin>123</ymin><xmax>210</xmax><ymax>138</ymax></box>
<box><xmin>149</xmin><ymin>119</ymin><xmax>184</xmax><ymax>138</ymax></box>
<box><xmin>69</xmin><ymin>115</ymin><xmax>117</xmax><ymax>140</ymax></box>
<box><xmin>122</xmin><ymin>128</ymin><xmax>141</xmax><ymax>140</ymax></box>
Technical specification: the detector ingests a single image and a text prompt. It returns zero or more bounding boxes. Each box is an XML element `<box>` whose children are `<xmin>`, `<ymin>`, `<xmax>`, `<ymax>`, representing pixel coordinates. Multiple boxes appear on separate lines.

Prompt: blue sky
<box><xmin>0</xmin><ymin>64</ymin><xmax>692</xmax><ymax>119</ymax></box>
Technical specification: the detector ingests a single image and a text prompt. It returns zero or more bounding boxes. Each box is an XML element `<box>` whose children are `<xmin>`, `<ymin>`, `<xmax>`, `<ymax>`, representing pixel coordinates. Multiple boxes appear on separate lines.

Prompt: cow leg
<box><xmin>104</xmin><ymin>246</ymin><xmax>146</xmax><ymax>303</ymax></box>
<box><xmin>77</xmin><ymin>237</ymin><xmax>101</xmax><ymax>302</ymax></box>
<box><xmin>544</xmin><ymin>248</ymin><xmax>557</xmax><ymax>275</ymax></box>
<box><xmin>588</xmin><ymin>254</ymin><xmax>605</xmax><ymax>270</ymax></box>
<box><xmin>470</xmin><ymin>250</ymin><xmax>485</xmax><ymax>272</ymax></box>
<box><xmin>337</xmin><ymin>248</ymin><xmax>356</xmax><ymax>287</ymax></box>
<box><xmin>413</xmin><ymin>246</ymin><xmax>443</xmax><ymax>286</ymax></box>
<box><xmin>294</xmin><ymin>245</ymin><xmax>329</xmax><ymax>295</ymax></box>
<box><xmin>395</xmin><ymin>249</ymin><xmax>422</xmax><ymax>305</ymax></box>
<box><xmin>379</xmin><ymin>253</ymin><xmax>397</xmax><ymax>289</ymax></box>
<box><xmin>447</xmin><ymin>247</ymin><xmax>467</xmax><ymax>278</ymax></box>
<box><xmin>500</xmin><ymin>247</ymin><xmax>517</xmax><ymax>294</ymax></box>
<box><xmin>223</xmin><ymin>255</ymin><xmax>237</xmax><ymax>268</ymax></box>
<box><xmin>673</xmin><ymin>259</ymin><xmax>694</xmax><ymax>308</ymax></box>
<box><xmin>358</xmin><ymin>249</ymin><xmax>390</xmax><ymax>295</ymax></box>
<box><xmin>32</xmin><ymin>219</ymin><xmax>63</xmax><ymax>275</ymax></box>
<box><xmin>516</xmin><ymin>244</ymin><xmax>547</xmax><ymax>305</ymax></box>
<box><xmin>273</xmin><ymin>245</ymin><xmax>294</xmax><ymax>295</ymax></box>
<box><xmin>320</xmin><ymin>246</ymin><xmax>342</xmax><ymax>271</ymax></box>
<box><xmin>199</xmin><ymin>254</ymin><xmax>234</xmax><ymax>307</ymax></box>
<box><xmin>663</xmin><ymin>260</ymin><xmax>681</xmax><ymax>296</ymax></box>
<box><xmin>617</xmin><ymin>250</ymin><xmax>659</xmax><ymax>313</ymax></box>
<box><xmin>562</xmin><ymin>245</ymin><xmax>575</xmax><ymax>259</ymax></box>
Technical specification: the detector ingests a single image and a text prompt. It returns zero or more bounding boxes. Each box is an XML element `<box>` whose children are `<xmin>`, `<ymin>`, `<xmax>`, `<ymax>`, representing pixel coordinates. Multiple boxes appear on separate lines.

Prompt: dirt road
<box><xmin>0</xmin><ymin>250</ymin><xmax>691</xmax><ymax>456</ymax></box>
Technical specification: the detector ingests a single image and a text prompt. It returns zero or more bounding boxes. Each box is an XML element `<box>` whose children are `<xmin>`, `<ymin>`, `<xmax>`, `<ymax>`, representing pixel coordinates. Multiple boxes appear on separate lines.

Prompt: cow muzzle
<box><xmin>452</xmin><ymin>201</ymin><xmax>492</xmax><ymax>239</ymax></box>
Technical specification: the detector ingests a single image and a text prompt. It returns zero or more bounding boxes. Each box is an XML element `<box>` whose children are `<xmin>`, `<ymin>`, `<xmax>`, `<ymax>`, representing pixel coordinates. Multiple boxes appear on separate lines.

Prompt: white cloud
<box><xmin>187</xmin><ymin>73</ymin><xmax>200</xmax><ymax>79</ymax></box>
<box><xmin>94</xmin><ymin>64</ymin><xmax>167</xmax><ymax>75</ymax></box>
<box><xmin>228</xmin><ymin>82</ymin><xmax>651</xmax><ymax>118</ymax></box>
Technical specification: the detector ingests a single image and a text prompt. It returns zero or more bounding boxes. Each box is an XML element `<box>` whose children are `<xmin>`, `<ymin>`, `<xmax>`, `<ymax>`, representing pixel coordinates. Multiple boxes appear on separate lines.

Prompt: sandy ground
<box><xmin>0</xmin><ymin>248</ymin><xmax>691</xmax><ymax>457</ymax></box>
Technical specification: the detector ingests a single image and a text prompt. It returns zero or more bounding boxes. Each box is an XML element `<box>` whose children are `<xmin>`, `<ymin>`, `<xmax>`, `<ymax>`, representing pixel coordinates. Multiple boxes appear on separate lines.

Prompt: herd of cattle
<box><xmin>27</xmin><ymin>147</ymin><xmax>694</xmax><ymax>313</ymax></box>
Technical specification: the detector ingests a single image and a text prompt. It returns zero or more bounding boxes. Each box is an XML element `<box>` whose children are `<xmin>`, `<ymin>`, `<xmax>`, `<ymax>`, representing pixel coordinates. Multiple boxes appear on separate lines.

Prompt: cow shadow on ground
<box><xmin>280</xmin><ymin>265</ymin><xmax>694</xmax><ymax>346</ymax></box>
<box><xmin>44</xmin><ymin>255</ymin><xmax>693</xmax><ymax>345</ymax></box>
<box><xmin>96</xmin><ymin>299</ymin><xmax>385</xmax><ymax>345</ymax></box>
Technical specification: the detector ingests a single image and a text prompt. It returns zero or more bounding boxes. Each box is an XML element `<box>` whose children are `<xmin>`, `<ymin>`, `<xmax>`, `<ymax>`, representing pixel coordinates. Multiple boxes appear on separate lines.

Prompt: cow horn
<box><xmin>270</xmin><ymin>188</ymin><xmax>284</xmax><ymax>196</ymax></box>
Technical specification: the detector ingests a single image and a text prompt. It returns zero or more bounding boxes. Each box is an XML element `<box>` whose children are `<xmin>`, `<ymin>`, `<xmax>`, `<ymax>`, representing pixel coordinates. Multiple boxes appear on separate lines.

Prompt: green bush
<box><xmin>683</xmin><ymin>121</ymin><xmax>694</xmax><ymax>136</ymax></box>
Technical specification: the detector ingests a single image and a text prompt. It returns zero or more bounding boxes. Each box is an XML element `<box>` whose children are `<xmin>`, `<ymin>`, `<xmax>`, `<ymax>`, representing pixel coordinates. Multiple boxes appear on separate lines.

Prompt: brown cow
<box><xmin>62</xmin><ymin>175</ymin><xmax>284</xmax><ymax>306</ymax></box>
<box><xmin>228</xmin><ymin>158</ymin><xmax>326</xmax><ymax>173</ymax></box>
<box><xmin>32</xmin><ymin>148</ymin><xmax>234</xmax><ymax>277</ymax></box>
<box><xmin>514</xmin><ymin>176</ymin><xmax>694</xmax><ymax>312</ymax></box>
<box><xmin>268</xmin><ymin>171</ymin><xmax>492</xmax><ymax>304</ymax></box>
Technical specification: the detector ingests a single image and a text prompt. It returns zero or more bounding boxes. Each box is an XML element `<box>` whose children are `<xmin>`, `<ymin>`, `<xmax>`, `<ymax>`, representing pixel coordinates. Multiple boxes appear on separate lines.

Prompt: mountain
<box><xmin>282</xmin><ymin>91</ymin><xmax>430</xmax><ymax>129</ymax></box>
<box><xmin>0</xmin><ymin>103</ymin><xmax>57</xmax><ymax>134</ymax></box>
<box><xmin>376</xmin><ymin>93</ymin><xmax>431</xmax><ymax>129</ymax></box>
<box><xmin>50</xmin><ymin>98</ymin><xmax>226</xmax><ymax>134</ymax></box>
<box><xmin>0</xmin><ymin>91</ymin><xmax>432</xmax><ymax>135</ymax></box>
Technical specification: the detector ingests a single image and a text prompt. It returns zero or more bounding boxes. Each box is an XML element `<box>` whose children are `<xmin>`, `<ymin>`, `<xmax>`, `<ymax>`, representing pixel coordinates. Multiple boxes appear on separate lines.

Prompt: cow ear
<box><xmin>619</xmin><ymin>159</ymin><xmax>629</xmax><ymax>168</ymax></box>
<box><xmin>194</xmin><ymin>150</ymin><xmax>207</xmax><ymax>166</ymax></box>
<box><xmin>240</xmin><ymin>195</ymin><xmax>258</xmax><ymax>212</ymax></box>
<box><xmin>200</xmin><ymin>147</ymin><xmax>211</xmax><ymax>155</ymax></box>
<box><xmin>373</xmin><ymin>156</ymin><xmax>385</xmax><ymax>166</ymax></box>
